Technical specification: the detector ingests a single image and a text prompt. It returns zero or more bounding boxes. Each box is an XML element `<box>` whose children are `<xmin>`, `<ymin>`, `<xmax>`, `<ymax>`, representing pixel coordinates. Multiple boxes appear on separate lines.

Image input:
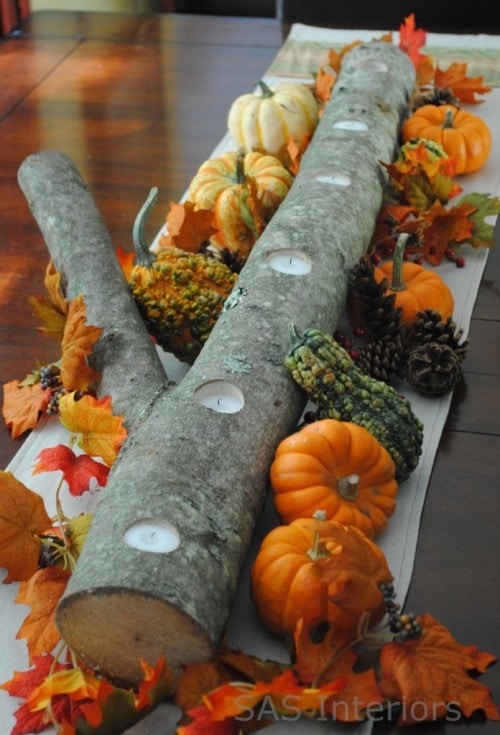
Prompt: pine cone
<box><xmin>411</xmin><ymin>86</ymin><xmax>460</xmax><ymax>111</ymax></box>
<box><xmin>357</xmin><ymin>333</ymin><xmax>409</xmax><ymax>384</ymax></box>
<box><xmin>410</xmin><ymin>309</ymin><xmax>469</xmax><ymax>363</ymax></box>
<box><xmin>407</xmin><ymin>342</ymin><xmax>462</xmax><ymax>396</ymax></box>
<box><xmin>349</xmin><ymin>257</ymin><xmax>406</xmax><ymax>342</ymax></box>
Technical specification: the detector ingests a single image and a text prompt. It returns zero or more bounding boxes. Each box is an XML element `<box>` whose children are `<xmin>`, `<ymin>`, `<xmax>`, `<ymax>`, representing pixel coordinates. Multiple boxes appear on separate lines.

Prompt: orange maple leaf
<box><xmin>26</xmin><ymin>664</ymin><xmax>102</xmax><ymax>713</ymax></box>
<box><xmin>44</xmin><ymin>261</ymin><xmax>69</xmax><ymax>315</ymax></box>
<box><xmin>29</xmin><ymin>294</ymin><xmax>68</xmax><ymax>342</ymax></box>
<box><xmin>314</xmin><ymin>65</ymin><xmax>336</xmax><ymax>106</ymax></box>
<box><xmin>286</xmin><ymin>134</ymin><xmax>311</xmax><ymax>176</ymax></box>
<box><xmin>58</xmin><ymin>392</ymin><xmax>127</xmax><ymax>467</ymax></box>
<box><xmin>60</xmin><ymin>294</ymin><xmax>103</xmax><ymax>392</ymax></box>
<box><xmin>0</xmin><ymin>471</ymin><xmax>52</xmax><ymax>583</ymax></box>
<box><xmin>116</xmin><ymin>245</ymin><xmax>136</xmax><ymax>281</ymax></box>
<box><xmin>435</xmin><ymin>62</ymin><xmax>492</xmax><ymax>104</ymax></box>
<box><xmin>159</xmin><ymin>200</ymin><xmax>217</xmax><ymax>253</ymax></box>
<box><xmin>399</xmin><ymin>13</ymin><xmax>427</xmax><ymax>68</ymax></box>
<box><xmin>15</xmin><ymin>567</ymin><xmax>71</xmax><ymax>662</ymax></box>
<box><xmin>34</xmin><ymin>444</ymin><xmax>110</xmax><ymax>496</ymax></box>
<box><xmin>2</xmin><ymin>380</ymin><xmax>51</xmax><ymax>438</ymax></box>
<box><xmin>416</xmin><ymin>200</ymin><xmax>476</xmax><ymax>264</ymax></box>
<box><xmin>379</xmin><ymin>613</ymin><xmax>499</xmax><ymax>725</ymax></box>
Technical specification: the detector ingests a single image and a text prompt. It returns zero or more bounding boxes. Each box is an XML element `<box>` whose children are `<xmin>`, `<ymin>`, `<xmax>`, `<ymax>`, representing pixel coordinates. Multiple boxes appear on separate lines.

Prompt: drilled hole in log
<box><xmin>266</xmin><ymin>248</ymin><xmax>312</xmax><ymax>275</ymax></box>
<box><xmin>194</xmin><ymin>380</ymin><xmax>245</xmax><ymax>413</ymax></box>
<box><xmin>352</xmin><ymin>59</ymin><xmax>389</xmax><ymax>72</ymax></box>
<box><xmin>315</xmin><ymin>172</ymin><xmax>352</xmax><ymax>186</ymax></box>
<box><xmin>333</xmin><ymin>119</ymin><xmax>369</xmax><ymax>132</ymax></box>
<box><xmin>123</xmin><ymin>518</ymin><xmax>180</xmax><ymax>553</ymax></box>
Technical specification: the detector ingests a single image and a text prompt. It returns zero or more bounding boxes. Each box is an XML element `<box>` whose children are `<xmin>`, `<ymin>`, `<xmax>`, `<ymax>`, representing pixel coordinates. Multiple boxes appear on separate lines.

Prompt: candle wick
<box><xmin>289</xmin><ymin>257</ymin><xmax>294</xmax><ymax>265</ymax></box>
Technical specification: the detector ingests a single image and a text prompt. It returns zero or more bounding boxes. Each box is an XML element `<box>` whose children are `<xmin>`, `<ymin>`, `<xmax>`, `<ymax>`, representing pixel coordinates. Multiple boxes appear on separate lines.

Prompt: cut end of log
<box><xmin>56</xmin><ymin>589</ymin><xmax>214</xmax><ymax>686</ymax></box>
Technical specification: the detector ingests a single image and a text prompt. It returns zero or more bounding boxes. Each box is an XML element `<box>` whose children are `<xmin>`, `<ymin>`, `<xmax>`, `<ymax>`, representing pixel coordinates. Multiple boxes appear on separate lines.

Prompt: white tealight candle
<box><xmin>316</xmin><ymin>172</ymin><xmax>351</xmax><ymax>187</ymax></box>
<box><xmin>123</xmin><ymin>518</ymin><xmax>180</xmax><ymax>553</ymax></box>
<box><xmin>333</xmin><ymin>120</ymin><xmax>368</xmax><ymax>132</ymax></box>
<box><xmin>267</xmin><ymin>248</ymin><xmax>311</xmax><ymax>275</ymax></box>
<box><xmin>194</xmin><ymin>380</ymin><xmax>245</xmax><ymax>413</ymax></box>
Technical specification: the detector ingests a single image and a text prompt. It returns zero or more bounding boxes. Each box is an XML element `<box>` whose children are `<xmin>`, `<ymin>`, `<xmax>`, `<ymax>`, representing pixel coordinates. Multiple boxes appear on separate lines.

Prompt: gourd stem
<box><xmin>132</xmin><ymin>186</ymin><xmax>158</xmax><ymax>267</ymax></box>
<box><xmin>256</xmin><ymin>80</ymin><xmax>274</xmax><ymax>99</ymax></box>
<box><xmin>442</xmin><ymin>109</ymin><xmax>455</xmax><ymax>129</ymax></box>
<box><xmin>389</xmin><ymin>233</ymin><xmax>409</xmax><ymax>292</ymax></box>
<box><xmin>235</xmin><ymin>149</ymin><xmax>247</xmax><ymax>184</ymax></box>
<box><xmin>337</xmin><ymin>474</ymin><xmax>360</xmax><ymax>501</ymax></box>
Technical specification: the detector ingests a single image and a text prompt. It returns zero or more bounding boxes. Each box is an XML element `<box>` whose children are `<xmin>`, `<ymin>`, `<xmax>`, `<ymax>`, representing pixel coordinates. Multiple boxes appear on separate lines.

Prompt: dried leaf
<box><xmin>160</xmin><ymin>200</ymin><xmax>217</xmax><ymax>253</ymax></box>
<box><xmin>2</xmin><ymin>380</ymin><xmax>51</xmax><ymax>438</ymax></box>
<box><xmin>399</xmin><ymin>13</ymin><xmax>427</xmax><ymax>68</ymax></box>
<box><xmin>116</xmin><ymin>246</ymin><xmax>135</xmax><ymax>281</ymax></box>
<box><xmin>44</xmin><ymin>261</ymin><xmax>69</xmax><ymax>316</ymax></box>
<box><xmin>58</xmin><ymin>392</ymin><xmax>127</xmax><ymax>467</ymax></box>
<box><xmin>379</xmin><ymin>613</ymin><xmax>499</xmax><ymax>725</ymax></box>
<box><xmin>417</xmin><ymin>200</ymin><xmax>476</xmax><ymax>264</ymax></box>
<box><xmin>15</xmin><ymin>567</ymin><xmax>71</xmax><ymax>662</ymax></box>
<box><xmin>65</xmin><ymin>514</ymin><xmax>93</xmax><ymax>560</ymax></box>
<box><xmin>314</xmin><ymin>66</ymin><xmax>336</xmax><ymax>105</ymax></box>
<box><xmin>34</xmin><ymin>444</ymin><xmax>110</xmax><ymax>496</ymax></box>
<box><xmin>435</xmin><ymin>62</ymin><xmax>492</xmax><ymax>103</ymax></box>
<box><xmin>60</xmin><ymin>294</ymin><xmax>103</xmax><ymax>392</ymax></box>
<box><xmin>29</xmin><ymin>294</ymin><xmax>68</xmax><ymax>342</ymax></box>
<box><xmin>0</xmin><ymin>471</ymin><xmax>52</xmax><ymax>583</ymax></box>
<box><xmin>453</xmin><ymin>192</ymin><xmax>500</xmax><ymax>249</ymax></box>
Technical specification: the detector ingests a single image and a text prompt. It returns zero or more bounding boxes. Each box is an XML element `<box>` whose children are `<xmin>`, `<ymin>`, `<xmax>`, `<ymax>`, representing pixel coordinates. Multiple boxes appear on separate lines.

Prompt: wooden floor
<box><xmin>0</xmin><ymin>11</ymin><xmax>499</xmax><ymax>734</ymax></box>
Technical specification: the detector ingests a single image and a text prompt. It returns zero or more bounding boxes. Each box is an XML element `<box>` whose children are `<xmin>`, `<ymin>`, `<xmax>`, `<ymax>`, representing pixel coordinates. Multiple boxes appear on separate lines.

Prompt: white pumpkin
<box><xmin>227</xmin><ymin>81</ymin><xmax>319</xmax><ymax>158</ymax></box>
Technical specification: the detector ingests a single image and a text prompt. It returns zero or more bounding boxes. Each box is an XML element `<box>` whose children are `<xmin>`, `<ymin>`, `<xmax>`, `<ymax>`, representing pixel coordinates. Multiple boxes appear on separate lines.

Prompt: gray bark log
<box><xmin>17</xmin><ymin>151</ymin><xmax>171</xmax><ymax>431</ymax></box>
<box><xmin>55</xmin><ymin>42</ymin><xmax>416</xmax><ymax>685</ymax></box>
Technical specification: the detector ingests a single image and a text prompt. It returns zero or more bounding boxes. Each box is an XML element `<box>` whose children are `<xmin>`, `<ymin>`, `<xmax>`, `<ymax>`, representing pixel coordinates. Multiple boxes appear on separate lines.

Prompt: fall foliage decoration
<box><xmin>270</xmin><ymin>419</ymin><xmax>398</xmax><ymax>539</ymax></box>
<box><xmin>249</xmin><ymin>513</ymin><xmax>394</xmax><ymax>638</ymax></box>
<box><xmin>402</xmin><ymin>104</ymin><xmax>492</xmax><ymax>175</ymax></box>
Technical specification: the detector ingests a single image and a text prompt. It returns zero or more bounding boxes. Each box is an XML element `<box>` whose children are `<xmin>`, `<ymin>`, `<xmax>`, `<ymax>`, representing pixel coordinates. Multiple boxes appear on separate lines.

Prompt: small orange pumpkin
<box><xmin>401</xmin><ymin>104</ymin><xmax>492</xmax><ymax>174</ymax></box>
<box><xmin>250</xmin><ymin>515</ymin><xmax>393</xmax><ymax>638</ymax></box>
<box><xmin>270</xmin><ymin>419</ymin><xmax>398</xmax><ymax>539</ymax></box>
<box><xmin>188</xmin><ymin>149</ymin><xmax>292</xmax><ymax>260</ymax></box>
<box><xmin>373</xmin><ymin>234</ymin><xmax>454</xmax><ymax>326</ymax></box>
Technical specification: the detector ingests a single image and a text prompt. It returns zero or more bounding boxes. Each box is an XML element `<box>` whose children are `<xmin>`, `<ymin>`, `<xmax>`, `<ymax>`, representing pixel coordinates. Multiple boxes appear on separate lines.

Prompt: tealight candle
<box><xmin>316</xmin><ymin>172</ymin><xmax>351</xmax><ymax>186</ymax></box>
<box><xmin>333</xmin><ymin>120</ymin><xmax>368</xmax><ymax>132</ymax></box>
<box><xmin>267</xmin><ymin>248</ymin><xmax>311</xmax><ymax>275</ymax></box>
<box><xmin>194</xmin><ymin>380</ymin><xmax>245</xmax><ymax>413</ymax></box>
<box><xmin>123</xmin><ymin>518</ymin><xmax>180</xmax><ymax>553</ymax></box>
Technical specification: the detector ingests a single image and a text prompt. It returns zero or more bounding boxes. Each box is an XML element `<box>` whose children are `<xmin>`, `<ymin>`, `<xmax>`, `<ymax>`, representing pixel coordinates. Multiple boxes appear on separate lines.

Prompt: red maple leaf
<box><xmin>33</xmin><ymin>444</ymin><xmax>110</xmax><ymax>496</ymax></box>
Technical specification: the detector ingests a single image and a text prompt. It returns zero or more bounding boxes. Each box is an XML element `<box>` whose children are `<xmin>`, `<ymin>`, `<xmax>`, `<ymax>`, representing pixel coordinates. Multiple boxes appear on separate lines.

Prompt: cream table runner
<box><xmin>1</xmin><ymin>22</ymin><xmax>499</xmax><ymax>735</ymax></box>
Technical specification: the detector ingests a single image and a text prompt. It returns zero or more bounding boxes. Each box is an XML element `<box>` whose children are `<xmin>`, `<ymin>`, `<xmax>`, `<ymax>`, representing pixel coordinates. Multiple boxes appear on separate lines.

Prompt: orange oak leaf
<box><xmin>0</xmin><ymin>471</ymin><xmax>52</xmax><ymax>583</ymax></box>
<box><xmin>116</xmin><ymin>245</ymin><xmax>135</xmax><ymax>281</ymax></box>
<box><xmin>399</xmin><ymin>13</ymin><xmax>427</xmax><ymax>68</ymax></box>
<box><xmin>379</xmin><ymin>612</ymin><xmax>499</xmax><ymax>725</ymax></box>
<box><xmin>2</xmin><ymin>380</ymin><xmax>51</xmax><ymax>438</ymax></box>
<box><xmin>58</xmin><ymin>392</ymin><xmax>127</xmax><ymax>467</ymax></box>
<box><xmin>60</xmin><ymin>294</ymin><xmax>103</xmax><ymax>391</ymax></box>
<box><xmin>435</xmin><ymin>62</ymin><xmax>492</xmax><ymax>104</ymax></box>
<box><xmin>160</xmin><ymin>200</ymin><xmax>217</xmax><ymax>253</ymax></box>
<box><xmin>34</xmin><ymin>444</ymin><xmax>110</xmax><ymax>496</ymax></box>
<box><xmin>15</xmin><ymin>567</ymin><xmax>71</xmax><ymax>662</ymax></box>
<box><xmin>293</xmin><ymin>617</ymin><xmax>383</xmax><ymax>721</ymax></box>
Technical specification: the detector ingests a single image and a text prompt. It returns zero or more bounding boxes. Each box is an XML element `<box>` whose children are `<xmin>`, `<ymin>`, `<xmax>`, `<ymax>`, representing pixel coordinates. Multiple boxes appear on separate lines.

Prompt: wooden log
<box><xmin>55</xmin><ymin>42</ymin><xmax>416</xmax><ymax>685</ymax></box>
<box><xmin>17</xmin><ymin>151</ymin><xmax>171</xmax><ymax>430</ymax></box>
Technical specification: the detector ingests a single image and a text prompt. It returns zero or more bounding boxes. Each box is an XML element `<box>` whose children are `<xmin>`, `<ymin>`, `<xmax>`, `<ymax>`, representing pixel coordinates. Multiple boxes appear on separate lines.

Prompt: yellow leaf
<box><xmin>58</xmin><ymin>392</ymin><xmax>127</xmax><ymax>467</ymax></box>
<box><xmin>60</xmin><ymin>294</ymin><xmax>103</xmax><ymax>391</ymax></box>
<box><xmin>0</xmin><ymin>472</ymin><xmax>52</xmax><ymax>583</ymax></box>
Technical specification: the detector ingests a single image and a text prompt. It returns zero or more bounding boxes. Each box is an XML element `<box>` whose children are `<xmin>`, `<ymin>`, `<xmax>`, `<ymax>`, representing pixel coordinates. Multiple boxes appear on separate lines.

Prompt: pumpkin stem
<box><xmin>132</xmin><ymin>187</ymin><xmax>158</xmax><ymax>268</ymax></box>
<box><xmin>442</xmin><ymin>108</ymin><xmax>456</xmax><ymax>129</ymax></box>
<box><xmin>235</xmin><ymin>149</ymin><xmax>247</xmax><ymax>184</ymax></box>
<box><xmin>337</xmin><ymin>474</ymin><xmax>360</xmax><ymax>501</ymax></box>
<box><xmin>389</xmin><ymin>233</ymin><xmax>410</xmax><ymax>292</ymax></box>
<box><xmin>256</xmin><ymin>80</ymin><xmax>274</xmax><ymax>99</ymax></box>
<box><xmin>307</xmin><ymin>510</ymin><xmax>331</xmax><ymax>560</ymax></box>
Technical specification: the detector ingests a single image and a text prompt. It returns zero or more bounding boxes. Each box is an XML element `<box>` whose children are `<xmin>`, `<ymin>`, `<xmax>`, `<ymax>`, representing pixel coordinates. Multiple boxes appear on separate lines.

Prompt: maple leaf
<box><xmin>65</xmin><ymin>514</ymin><xmax>93</xmax><ymax>560</ymax></box>
<box><xmin>34</xmin><ymin>444</ymin><xmax>110</xmax><ymax>496</ymax></box>
<box><xmin>286</xmin><ymin>134</ymin><xmax>311</xmax><ymax>175</ymax></box>
<box><xmin>413</xmin><ymin>200</ymin><xmax>475</xmax><ymax>264</ymax></box>
<box><xmin>29</xmin><ymin>295</ymin><xmax>68</xmax><ymax>342</ymax></box>
<box><xmin>379</xmin><ymin>613</ymin><xmax>499</xmax><ymax>725</ymax></box>
<box><xmin>115</xmin><ymin>246</ymin><xmax>135</xmax><ymax>281</ymax></box>
<box><xmin>0</xmin><ymin>472</ymin><xmax>52</xmax><ymax>583</ymax></box>
<box><xmin>15</xmin><ymin>567</ymin><xmax>71</xmax><ymax>662</ymax></box>
<box><xmin>399</xmin><ymin>14</ymin><xmax>427</xmax><ymax>68</ymax></box>
<box><xmin>415</xmin><ymin>54</ymin><xmax>436</xmax><ymax>86</ymax></box>
<box><xmin>383</xmin><ymin>157</ymin><xmax>461</xmax><ymax>210</ymax></box>
<box><xmin>177</xmin><ymin>705</ymin><xmax>240</xmax><ymax>735</ymax></box>
<box><xmin>2</xmin><ymin>380</ymin><xmax>51</xmax><ymax>438</ymax></box>
<box><xmin>58</xmin><ymin>392</ymin><xmax>127</xmax><ymax>468</ymax></box>
<box><xmin>453</xmin><ymin>192</ymin><xmax>500</xmax><ymax>250</ymax></box>
<box><xmin>60</xmin><ymin>294</ymin><xmax>103</xmax><ymax>392</ymax></box>
<box><xmin>159</xmin><ymin>200</ymin><xmax>217</xmax><ymax>253</ymax></box>
<box><xmin>44</xmin><ymin>261</ymin><xmax>69</xmax><ymax>315</ymax></box>
<box><xmin>313</xmin><ymin>65</ymin><xmax>336</xmax><ymax>106</ymax></box>
<box><xmin>435</xmin><ymin>62</ymin><xmax>492</xmax><ymax>104</ymax></box>
<box><xmin>293</xmin><ymin>617</ymin><xmax>383</xmax><ymax>721</ymax></box>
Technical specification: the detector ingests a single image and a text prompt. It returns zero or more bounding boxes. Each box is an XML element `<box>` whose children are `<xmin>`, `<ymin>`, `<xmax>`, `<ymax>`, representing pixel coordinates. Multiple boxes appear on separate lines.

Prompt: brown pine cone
<box><xmin>357</xmin><ymin>334</ymin><xmax>409</xmax><ymax>384</ymax></box>
<box><xmin>411</xmin><ymin>86</ymin><xmax>460</xmax><ymax>111</ymax></box>
<box><xmin>349</xmin><ymin>257</ymin><xmax>406</xmax><ymax>342</ymax></box>
<box><xmin>410</xmin><ymin>309</ymin><xmax>469</xmax><ymax>363</ymax></box>
<box><xmin>407</xmin><ymin>342</ymin><xmax>462</xmax><ymax>396</ymax></box>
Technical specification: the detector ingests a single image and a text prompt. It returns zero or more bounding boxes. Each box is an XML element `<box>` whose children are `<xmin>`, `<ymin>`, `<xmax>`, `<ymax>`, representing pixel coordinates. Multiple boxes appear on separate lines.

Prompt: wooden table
<box><xmin>0</xmin><ymin>10</ymin><xmax>499</xmax><ymax>734</ymax></box>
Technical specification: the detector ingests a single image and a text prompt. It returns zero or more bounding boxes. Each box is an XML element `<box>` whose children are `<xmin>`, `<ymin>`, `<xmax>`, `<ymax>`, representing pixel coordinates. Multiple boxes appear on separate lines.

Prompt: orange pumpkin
<box><xmin>401</xmin><ymin>104</ymin><xmax>492</xmax><ymax>174</ymax></box>
<box><xmin>373</xmin><ymin>234</ymin><xmax>454</xmax><ymax>326</ymax></box>
<box><xmin>250</xmin><ymin>515</ymin><xmax>393</xmax><ymax>638</ymax></box>
<box><xmin>270</xmin><ymin>419</ymin><xmax>398</xmax><ymax>539</ymax></box>
<box><xmin>188</xmin><ymin>149</ymin><xmax>292</xmax><ymax>259</ymax></box>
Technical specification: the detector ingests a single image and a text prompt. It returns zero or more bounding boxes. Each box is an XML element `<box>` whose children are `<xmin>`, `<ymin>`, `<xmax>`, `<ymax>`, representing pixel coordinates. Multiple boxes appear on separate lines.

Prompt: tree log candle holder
<box><xmin>19</xmin><ymin>41</ymin><xmax>415</xmax><ymax>685</ymax></box>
